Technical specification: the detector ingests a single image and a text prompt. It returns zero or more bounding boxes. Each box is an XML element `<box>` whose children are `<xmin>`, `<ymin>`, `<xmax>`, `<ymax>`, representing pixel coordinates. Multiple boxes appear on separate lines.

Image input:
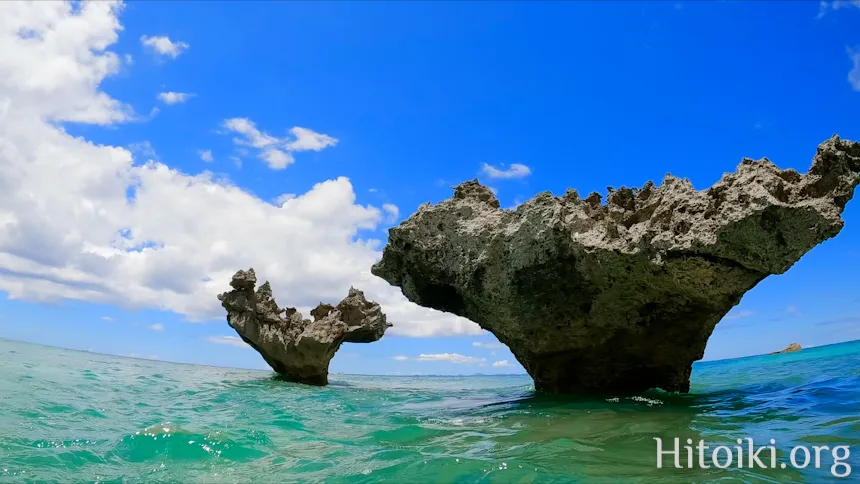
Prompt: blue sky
<box><xmin>1</xmin><ymin>1</ymin><xmax>859</xmax><ymax>375</ymax></box>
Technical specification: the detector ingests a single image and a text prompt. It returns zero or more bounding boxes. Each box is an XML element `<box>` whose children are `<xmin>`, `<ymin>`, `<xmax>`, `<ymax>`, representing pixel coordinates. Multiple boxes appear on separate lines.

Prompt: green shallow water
<box><xmin>1</xmin><ymin>338</ymin><xmax>859</xmax><ymax>483</ymax></box>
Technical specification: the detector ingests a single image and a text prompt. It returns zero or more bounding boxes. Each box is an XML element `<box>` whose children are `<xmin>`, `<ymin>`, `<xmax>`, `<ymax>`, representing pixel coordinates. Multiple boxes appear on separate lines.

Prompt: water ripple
<box><xmin>1</xmin><ymin>338</ymin><xmax>858</xmax><ymax>483</ymax></box>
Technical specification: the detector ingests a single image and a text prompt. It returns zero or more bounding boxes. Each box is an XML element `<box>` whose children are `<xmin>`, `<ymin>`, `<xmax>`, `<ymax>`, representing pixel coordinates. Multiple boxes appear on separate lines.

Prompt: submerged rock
<box><xmin>771</xmin><ymin>343</ymin><xmax>802</xmax><ymax>355</ymax></box>
<box><xmin>218</xmin><ymin>269</ymin><xmax>391</xmax><ymax>385</ymax></box>
<box><xmin>371</xmin><ymin>135</ymin><xmax>860</xmax><ymax>394</ymax></box>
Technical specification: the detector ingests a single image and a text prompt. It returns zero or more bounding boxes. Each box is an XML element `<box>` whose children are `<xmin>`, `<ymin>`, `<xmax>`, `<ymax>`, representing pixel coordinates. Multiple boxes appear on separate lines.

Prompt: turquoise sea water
<box><xmin>1</xmin><ymin>338</ymin><xmax>859</xmax><ymax>483</ymax></box>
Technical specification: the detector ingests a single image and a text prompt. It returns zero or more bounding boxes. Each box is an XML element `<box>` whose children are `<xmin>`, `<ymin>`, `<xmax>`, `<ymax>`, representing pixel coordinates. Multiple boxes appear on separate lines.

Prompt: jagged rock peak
<box><xmin>453</xmin><ymin>179</ymin><xmax>500</xmax><ymax>208</ymax></box>
<box><xmin>371</xmin><ymin>135</ymin><xmax>860</xmax><ymax>395</ymax></box>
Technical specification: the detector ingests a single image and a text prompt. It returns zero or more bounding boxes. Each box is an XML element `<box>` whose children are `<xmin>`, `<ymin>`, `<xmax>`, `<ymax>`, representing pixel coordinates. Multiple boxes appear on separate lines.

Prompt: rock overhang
<box><xmin>371</xmin><ymin>135</ymin><xmax>860</xmax><ymax>394</ymax></box>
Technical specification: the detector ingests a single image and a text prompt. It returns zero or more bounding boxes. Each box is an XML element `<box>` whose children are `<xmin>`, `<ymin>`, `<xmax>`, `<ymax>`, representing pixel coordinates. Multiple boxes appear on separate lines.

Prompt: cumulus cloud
<box><xmin>259</xmin><ymin>148</ymin><xmax>294</xmax><ymax>169</ymax></box>
<box><xmin>157</xmin><ymin>91</ymin><xmax>194</xmax><ymax>105</ymax></box>
<box><xmin>480</xmin><ymin>163</ymin><xmax>531</xmax><ymax>180</ymax></box>
<box><xmin>198</xmin><ymin>150</ymin><xmax>214</xmax><ymax>163</ymax></box>
<box><xmin>417</xmin><ymin>353</ymin><xmax>486</xmax><ymax>364</ymax></box>
<box><xmin>392</xmin><ymin>355</ymin><xmax>409</xmax><ymax>361</ymax></box>
<box><xmin>222</xmin><ymin>118</ymin><xmax>338</xmax><ymax>170</ymax></box>
<box><xmin>0</xmin><ymin>1</ymin><xmax>133</xmax><ymax>124</ymax></box>
<box><xmin>222</xmin><ymin>118</ymin><xmax>277</xmax><ymax>148</ymax></box>
<box><xmin>140</xmin><ymin>35</ymin><xmax>188</xmax><ymax>58</ymax></box>
<box><xmin>205</xmin><ymin>335</ymin><xmax>250</xmax><ymax>348</ymax></box>
<box><xmin>0</xmin><ymin>1</ymin><xmax>481</xmax><ymax>339</ymax></box>
<box><xmin>273</xmin><ymin>193</ymin><xmax>296</xmax><ymax>206</ymax></box>
<box><xmin>492</xmin><ymin>360</ymin><xmax>511</xmax><ymax>368</ymax></box>
<box><xmin>148</xmin><ymin>323</ymin><xmax>164</xmax><ymax>331</ymax></box>
<box><xmin>285</xmin><ymin>127</ymin><xmax>338</xmax><ymax>152</ymax></box>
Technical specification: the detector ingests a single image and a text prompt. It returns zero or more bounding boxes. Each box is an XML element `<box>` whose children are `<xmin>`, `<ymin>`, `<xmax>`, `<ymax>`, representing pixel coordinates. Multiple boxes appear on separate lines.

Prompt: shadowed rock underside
<box><xmin>218</xmin><ymin>269</ymin><xmax>391</xmax><ymax>385</ymax></box>
<box><xmin>371</xmin><ymin>135</ymin><xmax>860</xmax><ymax>394</ymax></box>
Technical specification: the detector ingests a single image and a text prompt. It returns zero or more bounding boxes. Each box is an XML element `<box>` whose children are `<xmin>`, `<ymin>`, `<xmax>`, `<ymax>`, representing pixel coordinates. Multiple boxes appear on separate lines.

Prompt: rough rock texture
<box><xmin>372</xmin><ymin>135</ymin><xmax>860</xmax><ymax>394</ymax></box>
<box><xmin>771</xmin><ymin>343</ymin><xmax>802</xmax><ymax>355</ymax></box>
<box><xmin>218</xmin><ymin>269</ymin><xmax>391</xmax><ymax>385</ymax></box>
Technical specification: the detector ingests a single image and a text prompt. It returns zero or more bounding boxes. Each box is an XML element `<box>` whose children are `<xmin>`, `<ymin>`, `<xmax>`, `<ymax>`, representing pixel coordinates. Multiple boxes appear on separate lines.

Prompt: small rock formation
<box><xmin>218</xmin><ymin>269</ymin><xmax>391</xmax><ymax>385</ymax></box>
<box><xmin>371</xmin><ymin>135</ymin><xmax>860</xmax><ymax>394</ymax></box>
<box><xmin>770</xmin><ymin>343</ymin><xmax>802</xmax><ymax>355</ymax></box>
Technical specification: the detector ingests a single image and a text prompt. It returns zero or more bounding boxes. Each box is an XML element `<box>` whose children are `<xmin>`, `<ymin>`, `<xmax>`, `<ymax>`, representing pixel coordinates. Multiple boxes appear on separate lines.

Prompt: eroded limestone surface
<box><xmin>218</xmin><ymin>269</ymin><xmax>391</xmax><ymax>385</ymax></box>
<box><xmin>371</xmin><ymin>135</ymin><xmax>860</xmax><ymax>394</ymax></box>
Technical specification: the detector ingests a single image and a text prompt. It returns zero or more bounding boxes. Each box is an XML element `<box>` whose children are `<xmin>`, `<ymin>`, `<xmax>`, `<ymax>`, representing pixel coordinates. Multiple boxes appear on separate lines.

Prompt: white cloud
<box><xmin>157</xmin><ymin>91</ymin><xmax>194</xmax><ymax>105</ymax></box>
<box><xmin>285</xmin><ymin>127</ymin><xmax>338</xmax><ymax>152</ymax></box>
<box><xmin>222</xmin><ymin>118</ymin><xmax>337</xmax><ymax>170</ymax></box>
<box><xmin>140</xmin><ymin>35</ymin><xmax>188</xmax><ymax>58</ymax></box>
<box><xmin>849</xmin><ymin>47</ymin><xmax>860</xmax><ymax>91</ymax></box>
<box><xmin>205</xmin><ymin>335</ymin><xmax>250</xmax><ymax>348</ymax></box>
<box><xmin>101</xmin><ymin>316</ymin><xmax>114</xmax><ymax>322</ymax></box>
<box><xmin>274</xmin><ymin>193</ymin><xmax>296</xmax><ymax>206</ymax></box>
<box><xmin>198</xmin><ymin>150</ymin><xmax>214</xmax><ymax>163</ymax></box>
<box><xmin>787</xmin><ymin>305</ymin><xmax>803</xmax><ymax>317</ymax></box>
<box><xmin>0</xmin><ymin>1</ymin><xmax>133</xmax><ymax>125</ymax></box>
<box><xmin>392</xmin><ymin>355</ymin><xmax>409</xmax><ymax>361</ymax></box>
<box><xmin>260</xmin><ymin>148</ymin><xmax>294</xmax><ymax>169</ymax></box>
<box><xmin>472</xmin><ymin>341</ymin><xmax>503</xmax><ymax>350</ymax></box>
<box><xmin>382</xmin><ymin>203</ymin><xmax>399</xmax><ymax>224</ymax></box>
<box><xmin>492</xmin><ymin>360</ymin><xmax>511</xmax><ymax>368</ymax></box>
<box><xmin>0</xmin><ymin>1</ymin><xmax>482</xmax><ymax>339</ymax></box>
<box><xmin>724</xmin><ymin>310</ymin><xmax>755</xmax><ymax>320</ymax></box>
<box><xmin>223</xmin><ymin>118</ymin><xmax>278</xmax><ymax>148</ymax></box>
<box><xmin>480</xmin><ymin>163</ymin><xmax>531</xmax><ymax>180</ymax></box>
<box><xmin>148</xmin><ymin>323</ymin><xmax>164</xmax><ymax>331</ymax></box>
<box><xmin>417</xmin><ymin>353</ymin><xmax>486</xmax><ymax>364</ymax></box>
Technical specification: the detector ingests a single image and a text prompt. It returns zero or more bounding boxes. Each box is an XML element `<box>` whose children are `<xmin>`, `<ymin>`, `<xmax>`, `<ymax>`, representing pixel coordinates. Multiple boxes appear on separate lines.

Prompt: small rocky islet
<box><xmin>218</xmin><ymin>269</ymin><xmax>390</xmax><ymax>386</ymax></box>
<box><xmin>221</xmin><ymin>135</ymin><xmax>860</xmax><ymax>395</ymax></box>
<box><xmin>771</xmin><ymin>342</ymin><xmax>802</xmax><ymax>355</ymax></box>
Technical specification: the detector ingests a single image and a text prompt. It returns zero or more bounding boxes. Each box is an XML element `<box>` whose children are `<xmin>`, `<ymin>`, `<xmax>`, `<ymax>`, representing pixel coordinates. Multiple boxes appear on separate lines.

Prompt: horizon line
<box><xmin>2</xmin><ymin>335</ymin><xmax>858</xmax><ymax>376</ymax></box>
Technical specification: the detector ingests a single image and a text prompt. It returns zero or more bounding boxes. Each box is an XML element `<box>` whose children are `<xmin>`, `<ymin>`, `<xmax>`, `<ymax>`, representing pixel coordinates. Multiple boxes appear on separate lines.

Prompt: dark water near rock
<box><xmin>1</xmin><ymin>338</ymin><xmax>859</xmax><ymax>483</ymax></box>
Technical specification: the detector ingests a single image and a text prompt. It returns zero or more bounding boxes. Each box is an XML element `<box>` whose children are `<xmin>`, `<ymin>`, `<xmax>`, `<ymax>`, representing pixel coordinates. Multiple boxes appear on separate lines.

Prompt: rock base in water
<box><xmin>371</xmin><ymin>135</ymin><xmax>860</xmax><ymax>394</ymax></box>
<box><xmin>218</xmin><ymin>269</ymin><xmax>391</xmax><ymax>385</ymax></box>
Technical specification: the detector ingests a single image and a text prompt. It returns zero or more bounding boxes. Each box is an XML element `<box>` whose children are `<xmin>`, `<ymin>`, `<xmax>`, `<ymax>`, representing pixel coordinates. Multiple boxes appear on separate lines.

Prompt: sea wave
<box><xmin>1</xmin><ymin>338</ymin><xmax>858</xmax><ymax>483</ymax></box>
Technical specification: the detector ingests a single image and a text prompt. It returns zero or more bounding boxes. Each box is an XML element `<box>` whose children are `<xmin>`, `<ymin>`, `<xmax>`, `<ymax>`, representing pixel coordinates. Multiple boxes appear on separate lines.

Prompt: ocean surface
<box><xmin>1</xmin><ymin>338</ymin><xmax>858</xmax><ymax>483</ymax></box>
